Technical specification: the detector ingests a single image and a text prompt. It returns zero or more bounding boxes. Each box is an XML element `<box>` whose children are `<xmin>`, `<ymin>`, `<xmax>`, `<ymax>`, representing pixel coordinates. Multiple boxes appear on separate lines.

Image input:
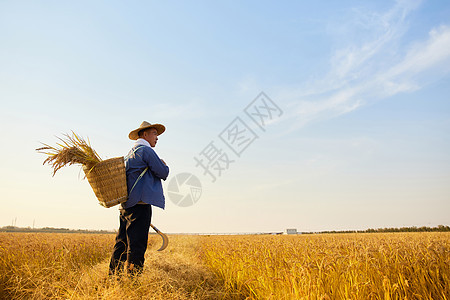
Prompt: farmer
<box><xmin>109</xmin><ymin>121</ymin><xmax>169</xmax><ymax>276</ymax></box>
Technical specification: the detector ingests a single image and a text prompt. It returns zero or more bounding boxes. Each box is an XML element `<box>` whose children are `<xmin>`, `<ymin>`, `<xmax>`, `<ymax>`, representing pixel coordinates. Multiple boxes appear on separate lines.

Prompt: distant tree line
<box><xmin>364</xmin><ymin>225</ymin><xmax>450</xmax><ymax>233</ymax></box>
<box><xmin>0</xmin><ymin>226</ymin><xmax>115</xmax><ymax>234</ymax></box>
<box><xmin>304</xmin><ymin>225</ymin><xmax>450</xmax><ymax>234</ymax></box>
<box><xmin>2</xmin><ymin>225</ymin><xmax>449</xmax><ymax>235</ymax></box>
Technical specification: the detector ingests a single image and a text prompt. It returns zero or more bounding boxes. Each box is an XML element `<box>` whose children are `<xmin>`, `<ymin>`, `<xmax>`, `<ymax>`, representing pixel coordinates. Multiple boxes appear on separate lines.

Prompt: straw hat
<box><xmin>128</xmin><ymin>121</ymin><xmax>166</xmax><ymax>140</ymax></box>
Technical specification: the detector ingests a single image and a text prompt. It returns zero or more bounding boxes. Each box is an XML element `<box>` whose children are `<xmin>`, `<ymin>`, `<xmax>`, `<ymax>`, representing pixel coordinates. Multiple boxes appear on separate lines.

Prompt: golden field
<box><xmin>0</xmin><ymin>232</ymin><xmax>448</xmax><ymax>299</ymax></box>
<box><xmin>202</xmin><ymin>233</ymin><xmax>449</xmax><ymax>299</ymax></box>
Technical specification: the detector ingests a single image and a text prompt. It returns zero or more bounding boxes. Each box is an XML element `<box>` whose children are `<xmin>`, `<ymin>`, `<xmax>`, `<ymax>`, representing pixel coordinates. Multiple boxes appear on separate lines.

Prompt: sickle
<box><xmin>150</xmin><ymin>224</ymin><xmax>169</xmax><ymax>251</ymax></box>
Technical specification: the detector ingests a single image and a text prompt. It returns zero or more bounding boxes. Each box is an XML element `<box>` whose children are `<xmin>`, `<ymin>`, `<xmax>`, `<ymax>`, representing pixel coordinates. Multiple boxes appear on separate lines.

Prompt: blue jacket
<box><xmin>122</xmin><ymin>145</ymin><xmax>169</xmax><ymax>209</ymax></box>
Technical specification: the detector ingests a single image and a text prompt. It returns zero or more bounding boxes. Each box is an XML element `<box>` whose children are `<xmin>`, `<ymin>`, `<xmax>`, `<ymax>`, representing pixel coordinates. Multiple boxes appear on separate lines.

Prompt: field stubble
<box><xmin>0</xmin><ymin>232</ymin><xmax>448</xmax><ymax>299</ymax></box>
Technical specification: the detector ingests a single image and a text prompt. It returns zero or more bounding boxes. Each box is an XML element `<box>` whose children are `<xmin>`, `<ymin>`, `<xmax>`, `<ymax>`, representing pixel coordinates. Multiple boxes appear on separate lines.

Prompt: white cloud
<box><xmin>382</xmin><ymin>25</ymin><xmax>450</xmax><ymax>82</ymax></box>
<box><xmin>279</xmin><ymin>0</ymin><xmax>450</xmax><ymax>131</ymax></box>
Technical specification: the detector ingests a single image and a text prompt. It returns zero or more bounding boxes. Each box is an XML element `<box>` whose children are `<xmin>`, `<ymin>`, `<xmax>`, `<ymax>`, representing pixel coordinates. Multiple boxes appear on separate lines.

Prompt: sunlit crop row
<box><xmin>1</xmin><ymin>232</ymin><xmax>448</xmax><ymax>299</ymax></box>
<box><xmin>201</xmin><ymin>233</ymin><xmax>450</xmax><ymax>299</ymax></box>
<box><xmin>0</xmin><ymin>233</ymin><xmax>114</xmax><ymax>299</ymax></box>
<box><xmin>0</xmin><ymin>233</ymin><xmax>221</xmax><ymax>299</ymax></box>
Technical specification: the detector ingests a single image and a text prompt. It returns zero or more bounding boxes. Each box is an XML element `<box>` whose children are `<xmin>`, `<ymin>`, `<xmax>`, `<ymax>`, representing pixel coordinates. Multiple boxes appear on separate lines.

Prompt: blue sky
<box><xmin>1</xmin><ymin>0</ymin><xmax>449</xmax><ymax>233</ymax></box>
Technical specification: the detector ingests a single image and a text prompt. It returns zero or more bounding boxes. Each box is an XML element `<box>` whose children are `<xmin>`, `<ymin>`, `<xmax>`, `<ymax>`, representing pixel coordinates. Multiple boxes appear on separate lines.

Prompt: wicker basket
<box><xmin>83</xmin><ymin>157</ymin><xmax>128</xmax><ymax>208</ymax></box>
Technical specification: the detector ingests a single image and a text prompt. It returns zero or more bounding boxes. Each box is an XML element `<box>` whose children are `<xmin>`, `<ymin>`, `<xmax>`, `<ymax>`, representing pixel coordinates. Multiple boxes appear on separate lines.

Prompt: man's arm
<box><xmin>143</xmin><ymin>148</ymin><xmax>169</xmax><ymax>180</ymax></box>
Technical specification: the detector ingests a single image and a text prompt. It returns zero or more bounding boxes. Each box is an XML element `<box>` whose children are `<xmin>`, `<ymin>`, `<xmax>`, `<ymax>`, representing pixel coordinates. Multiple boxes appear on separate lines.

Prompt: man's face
<box><xmin>143</xmin><ymin>128</ymin><xmax>158</xmax><ymax>147</ymax></box>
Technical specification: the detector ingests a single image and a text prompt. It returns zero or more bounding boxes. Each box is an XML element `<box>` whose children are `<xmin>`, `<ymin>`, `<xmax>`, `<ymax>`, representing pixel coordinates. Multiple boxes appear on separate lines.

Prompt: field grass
<box><xmin>0</xmin><ymin>232</ymin><xmax>448</xmax><ymax>299</ymax></box>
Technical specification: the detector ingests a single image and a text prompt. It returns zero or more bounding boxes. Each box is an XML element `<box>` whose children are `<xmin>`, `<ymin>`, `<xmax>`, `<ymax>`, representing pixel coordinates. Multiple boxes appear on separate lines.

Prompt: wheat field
<box><xmin>0</xmin><ymin>232</ymin><xmax>448</xmax><ymax>299</ymax></box>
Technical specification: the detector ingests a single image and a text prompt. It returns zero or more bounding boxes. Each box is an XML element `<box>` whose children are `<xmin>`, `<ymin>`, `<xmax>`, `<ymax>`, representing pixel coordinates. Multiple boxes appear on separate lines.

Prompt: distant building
<box><xmin>285</xmin><ymin>228</ymin><xmax>298</xmax><ymax>235</ymax></box>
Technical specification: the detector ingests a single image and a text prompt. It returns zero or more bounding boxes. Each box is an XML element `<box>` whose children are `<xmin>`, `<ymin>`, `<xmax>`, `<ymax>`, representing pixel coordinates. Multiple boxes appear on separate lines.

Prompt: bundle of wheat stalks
<box><xmin>36</xmin><ymin>132</ymin><xmax>102</xmax><ymax>176</ymax></box>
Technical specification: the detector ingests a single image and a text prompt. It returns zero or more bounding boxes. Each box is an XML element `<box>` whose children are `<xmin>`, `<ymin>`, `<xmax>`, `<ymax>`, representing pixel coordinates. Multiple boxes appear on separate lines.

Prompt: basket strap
<box><xmin>124</xmin><ymin>145</ymin><xmax>145</xmax><ymax>161</ymax></box>
<box><xmin>124</xmin><ymin>146</ymin><xmax>148</xmax><ymax>194</ymax></box>
<box><xmin>130</xmin><ymin>167</ymin><xmax>148</xmax><ymax>194</ymax></box>
<box><xmin>125</xmin><ymin>145</ymin><xmax>149</xmax><ymax>194</ymax></box>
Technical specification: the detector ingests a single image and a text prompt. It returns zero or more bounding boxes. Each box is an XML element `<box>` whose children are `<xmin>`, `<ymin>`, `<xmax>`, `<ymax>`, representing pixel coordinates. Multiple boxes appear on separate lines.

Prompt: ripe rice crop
<box><xmin>36</xmin><ymin>132</ymin><xmax>102</xmax><ymax>176</ymax></box>
<box><xmin>201</xmin><ymin>233</ymin><xmax>450</xmax><ymax>299</ymax></box>
<box><xmin>0</xmin><ymin>232</ymin><xmax>448</xmax><ymax>299</ymax></box>
<box><xmin>0</xmin><ymin>233</ymin><xmax>114</xmax><ymax>299</ymax></box>
<box><xmin>0</xmin><ymin>233</ymin><xmax>225</xmax><ymax>299</ymax></box>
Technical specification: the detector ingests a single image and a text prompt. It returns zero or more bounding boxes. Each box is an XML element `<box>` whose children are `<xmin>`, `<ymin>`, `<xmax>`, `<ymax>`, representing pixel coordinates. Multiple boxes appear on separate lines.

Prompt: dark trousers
<box><xmin>109</xmin><ymin>204</ymin><xmax>152</xmax><ymax>275</ymax></box>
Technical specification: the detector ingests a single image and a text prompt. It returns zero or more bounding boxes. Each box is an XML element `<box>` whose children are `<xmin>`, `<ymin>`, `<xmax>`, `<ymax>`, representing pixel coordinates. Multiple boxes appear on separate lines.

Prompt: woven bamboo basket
<box><xmin>83</xmin><ymin>157</ymin><xmax>128</xmax><ymax>208</ymax></box>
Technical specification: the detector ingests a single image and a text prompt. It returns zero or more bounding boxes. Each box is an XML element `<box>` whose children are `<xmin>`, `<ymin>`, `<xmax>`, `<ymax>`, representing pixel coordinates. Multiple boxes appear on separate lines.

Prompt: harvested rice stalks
<box><xmin>36</xmin><ymin>132</ymin><xmax>102</xmax><ymax>176</ymax></box>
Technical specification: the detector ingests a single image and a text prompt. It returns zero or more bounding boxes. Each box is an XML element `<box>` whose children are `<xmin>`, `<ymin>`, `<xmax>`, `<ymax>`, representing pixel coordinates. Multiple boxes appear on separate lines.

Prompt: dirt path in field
<box><xmin>66</xmin><ymin>235</ymin><xmax>242</xmax><ymax>300</ymax></box>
